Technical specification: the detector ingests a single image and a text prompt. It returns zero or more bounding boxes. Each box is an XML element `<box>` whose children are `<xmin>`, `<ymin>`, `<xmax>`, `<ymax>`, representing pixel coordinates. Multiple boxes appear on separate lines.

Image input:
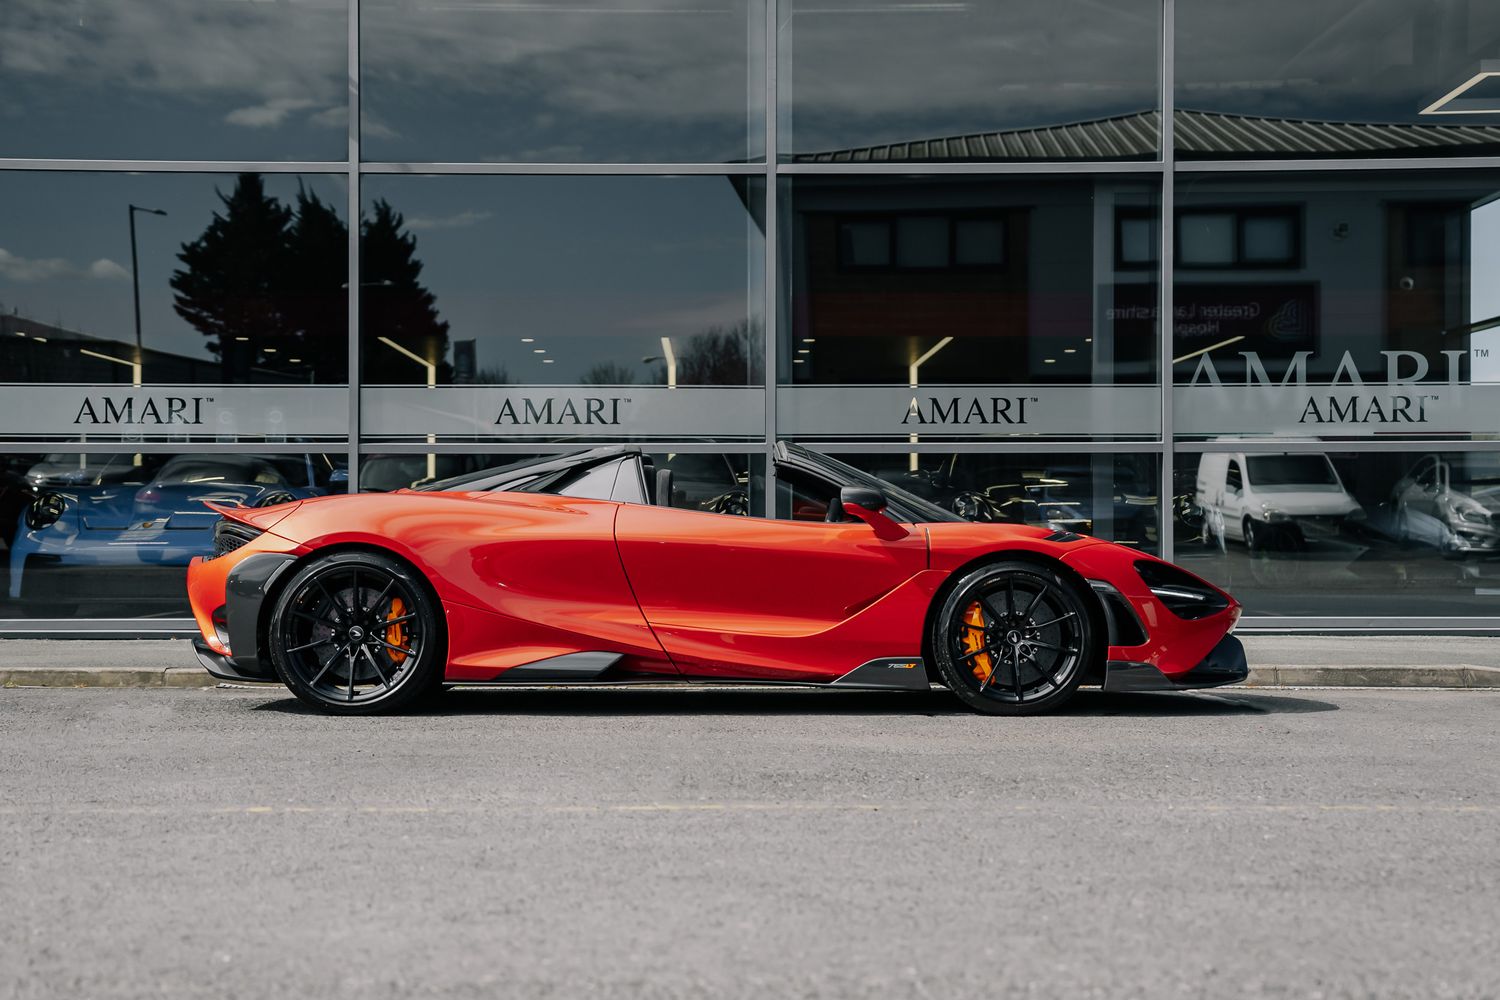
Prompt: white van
<box><xmin>1195</xmin><ymin>452</ymin><xmax>1363</xmax><ymax>549</ymax></box>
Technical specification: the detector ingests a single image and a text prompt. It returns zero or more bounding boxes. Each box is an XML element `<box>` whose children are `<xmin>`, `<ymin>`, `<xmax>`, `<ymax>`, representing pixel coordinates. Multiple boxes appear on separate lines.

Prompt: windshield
<box><xmin>781</xmin><ymin>444</ymin><xmax>963</xmax><ymax>523</ymax></box>
<box><xmin>1246</xmin><ymin>455</ymin><xmax>1339</xmax><ymax>488</ymax></box>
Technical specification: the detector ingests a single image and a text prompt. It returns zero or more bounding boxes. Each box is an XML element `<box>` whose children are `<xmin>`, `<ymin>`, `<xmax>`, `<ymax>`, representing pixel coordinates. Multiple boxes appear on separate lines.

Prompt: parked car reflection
<box><xmin>1196</xmin><ymin>452</ymin><xmax>1363</xmax><ymax>551</ymax></box>
<box><xmin>9</xmin><ymin>454</ymin><xmax>342</xmax><ymax>616</ymax></box>
<box><xmin>1391</xmin><ymin>455</ymin><xmax>1500</xmax><ymax>557</ymax></box>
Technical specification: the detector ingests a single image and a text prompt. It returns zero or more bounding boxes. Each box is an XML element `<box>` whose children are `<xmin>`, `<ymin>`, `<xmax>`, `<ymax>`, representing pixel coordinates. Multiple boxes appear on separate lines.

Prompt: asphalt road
<box><xmin>3</xmin><ymin>686</ymin><xmax>1498</xmax><ymax>999</ymax></box>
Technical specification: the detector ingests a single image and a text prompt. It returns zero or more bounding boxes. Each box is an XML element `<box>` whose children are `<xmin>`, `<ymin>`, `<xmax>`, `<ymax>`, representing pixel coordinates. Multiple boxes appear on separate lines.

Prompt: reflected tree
<box><xmin>362</xmin><ymin>199</ymin><xmax>451</xmax><ymax>384</ymax></box>
<box><xmin>170</xmin><ymin>173</ymin><xmax>294</xmax><ymax>381</ymax></box>
<box><xmin>675</xmin><ymin>318</ymin><xmax>763</xmax><ymax>384</ymax></box>
<box><xmin>580</xmin><ymin>361</ymin><xmax>641</xmax><ymax>385</ymax></box>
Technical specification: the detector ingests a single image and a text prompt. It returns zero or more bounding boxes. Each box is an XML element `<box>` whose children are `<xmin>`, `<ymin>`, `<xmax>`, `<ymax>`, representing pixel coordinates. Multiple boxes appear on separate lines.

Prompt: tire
<box><xmin>929</xmin><ymin>560</ymin><xmax>1095</xmax><ymax>716</ymax></box>
<box><xmin>267</xmin><ymin>550</ymin><xmax>444</xmax><ymax>715</ymax></box>
<box><xmin>1243</xmin><ymin>517</ymin><xmax>1259</xmax><ymax>551</ymax></box>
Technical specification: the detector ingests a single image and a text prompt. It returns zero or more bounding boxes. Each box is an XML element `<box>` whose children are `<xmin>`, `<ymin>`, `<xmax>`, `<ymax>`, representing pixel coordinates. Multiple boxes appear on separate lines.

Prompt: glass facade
<box><xmin>2</xmin><ymin>1</ymin><xmax>1498</xmax><ymax>628</ymax></box>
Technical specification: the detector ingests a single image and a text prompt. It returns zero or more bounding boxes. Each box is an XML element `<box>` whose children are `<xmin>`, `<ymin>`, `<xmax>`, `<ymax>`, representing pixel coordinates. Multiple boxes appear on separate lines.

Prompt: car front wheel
<box><xmin>267</xmin><ymin>550</ymin><xmax>443</xmax><ymax>715</ymax></box>
<box><xmin>929</xmin><ymin>561</ymin><xmax>1095</xmax><ymax>716</ymax></box>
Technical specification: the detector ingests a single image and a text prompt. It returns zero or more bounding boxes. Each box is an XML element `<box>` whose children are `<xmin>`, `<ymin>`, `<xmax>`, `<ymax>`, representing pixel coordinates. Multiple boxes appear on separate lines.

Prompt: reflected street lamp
<box><xmin>128</xmin><ymin>204</ymin><xmax>167</xmax><ymax>370</ymax></box>
<box><xmin>379</xmin><ymin>336</ymin><xmax>438</xmax><ymax>480</ymax></box>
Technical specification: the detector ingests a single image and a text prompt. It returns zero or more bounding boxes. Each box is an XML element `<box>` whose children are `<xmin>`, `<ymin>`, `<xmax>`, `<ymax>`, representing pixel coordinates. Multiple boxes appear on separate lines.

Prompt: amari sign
<box><xmin>777</xmin><ymin>385</ymin><xmax>1161</xmax><ymax>439</ymax></box>
<box><xmin>361</xmin><ymin>385</ymin><xmax>765</xmax><ymax>440</ymax></box>
<box><xmin>1175</xmin><ymin>349</ymin><xmax>1490</xmax><ymax>437</ymax></box>
<box><xmin>2</xmin><ymin>385</ymin><xmax>348</xmax><ymax>440</ymax></box>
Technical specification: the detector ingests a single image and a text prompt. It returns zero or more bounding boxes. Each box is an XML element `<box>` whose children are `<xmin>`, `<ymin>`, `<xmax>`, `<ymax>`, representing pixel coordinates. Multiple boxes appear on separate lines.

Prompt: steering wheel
<box><xmin>706</xmin><ymin>489</ymin><xmax>751</xmax><ymax>516</ymax></box>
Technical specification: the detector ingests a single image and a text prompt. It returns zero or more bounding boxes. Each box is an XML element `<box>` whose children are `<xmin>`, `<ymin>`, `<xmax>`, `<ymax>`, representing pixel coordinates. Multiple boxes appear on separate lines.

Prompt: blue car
<box><xmin>10</xmin><ymin>454</ymin><xmax>342</xmax><ymax>616</ymax></box>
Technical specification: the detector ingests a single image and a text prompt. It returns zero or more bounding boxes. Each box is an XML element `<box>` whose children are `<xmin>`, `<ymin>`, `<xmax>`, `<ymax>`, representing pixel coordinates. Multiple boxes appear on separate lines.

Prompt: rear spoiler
<box><xmin>204</xmin><ymin>499</ymin><xmax>300</xmax><ymax>530</ymax></box>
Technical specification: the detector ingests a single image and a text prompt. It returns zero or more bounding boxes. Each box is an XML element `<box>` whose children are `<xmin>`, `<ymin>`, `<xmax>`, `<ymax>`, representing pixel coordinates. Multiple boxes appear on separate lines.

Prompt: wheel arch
<box><xmin>255</xmin><ymin>541</ymin><xmax>448</xmax><ymax>673</ymax></box>
<box><xmin>920</xmin><ymin>549</ymin><xmax>1108</xmax><ymax>687</ymax></box>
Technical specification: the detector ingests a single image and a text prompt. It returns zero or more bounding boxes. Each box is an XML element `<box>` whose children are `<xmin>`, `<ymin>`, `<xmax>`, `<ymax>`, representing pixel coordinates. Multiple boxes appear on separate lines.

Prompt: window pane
<box><xmin>1173</xmin><ymin>170</ymin><xmax>1500</xmax><ymax>442</ymax></box>
<box><xmin>833</xmin><ymin>452</ymin><xmax>1160</xmax><ymax>551</ymax></box>
<box><xmin>1</xmin><ymin>0</ymin><xmax>347</xmax><ymax>161</ymax></box>
<box><xmin>358</xmin><ymin>175</ymin><xmax>766</xmax><ymax>444</ymax></box>
<box><xmin>780</xmin><ymin>0</ymin><xmax>1161</xmax><ymax>162</ymax></box>
<box><xmin>895</xmin><ymin>217</ymin><xmax>949</xmax><ymax>268</ymax></box>
<box><xmin>1117</xmin><ymin>216</ymin><xmax>1157</xmax><ymax>266</ymax></box>
<box><xmin>779</xmin><ymin>175</ymin><xmax>1160</xmax><ymax>443</ymax></box>
<box><xmin>1176</xmin><ymin>0</ymin><xmax>1500</xmax><ymax>159</ymax></box>
<box><xmin>1177</xmin><ymin>451</ymin><xmax>1500</xmax><ymax>617</ymax></box>
<box><xmin>1242</xmin><ymin>215</ymin><xmax>1296</xmax><ymax>265</ymax></box>
<box><xmin>2</xmin><ymin>451</ymin><xmax>345</xmax><ymax>619</ymax></box>
<box><xmin>955</xmin><ymin>219</ymin><xmax>1006</xmax><ymax>267</ymax></box>
<box><xmin>839</xmin><ymin>221</ymin><xmax>892</xmax><ymax>267</ymax></box>
<box><xmin>0</xmin><ymin>172</ymin><xmax>350</xmax><ymax>444</ymax></box>
<box><xmin>1178</xmin><ymin>213</ymin><xmax>1236</xmax><ymax>266</ymax></box>
<box><xmin>361</xmin><ymin>0</ymin><xmax>765</xmax><ymax>163</ymax></box>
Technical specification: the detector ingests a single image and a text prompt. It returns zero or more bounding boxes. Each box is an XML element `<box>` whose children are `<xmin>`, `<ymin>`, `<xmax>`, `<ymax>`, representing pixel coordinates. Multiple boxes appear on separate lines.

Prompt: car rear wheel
<box><xmin>267</xmin><ymin>551</ymin><xmax>443</xmax><ymax>715</ymax></box>
<box><xmin>930</xmin><ymin>561</ymin><xmax>1094</xmax><ymax>716</ymax></box>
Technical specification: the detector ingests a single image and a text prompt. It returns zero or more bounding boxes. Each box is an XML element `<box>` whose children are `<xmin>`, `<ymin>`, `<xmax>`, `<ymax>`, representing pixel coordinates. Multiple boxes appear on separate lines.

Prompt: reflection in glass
<box><xmin>361</xmin><ymin>0</ymin><xmax>765</xmax><ymax>163</ymax></box>
<box><xmin>1178</xmin><ymin>451</ymin><xmax>1500</xmax><ymax>617</ymax></box>
<box><xmin>834</xmin><ymin>452</ymin><xmax>1160</xmax><ymax>551</ymax></box>
<box><xmin>782</xmin><ymin>176</ymin><xmax>1159</xmax><ymax>386</ymax></box>
<box><xmin>0</xmin><ymin>172</ymin><xmax>349</xmax><ymax>385</ymax></box>
<box><xmin>1176</xmin><ymin>1</ymin><xmax>1500</xmax><ymax>159</ymax></box>
<box><xmin>780</xmin><ymin>0</ymin><xmax>1160</xmax><ymax>162</ymax></box>
<box><xmin>1172</xmin><ymin>171</ymin><xmax>1500</xmax><ymax>441</ymax></box>
<box><xmin>0</xmin><ymin>0</ymin><xmax>347</xmax><ymax>161</ymax></box>
<box><xmin>1</xmin><ymin>452</ymin><xmax>345</xmax><ymax>619</ymax></box>
<box><xmin>360</xmin><ymin>176</ymin><xmax>765</xmax><ymax>387</ymax></box>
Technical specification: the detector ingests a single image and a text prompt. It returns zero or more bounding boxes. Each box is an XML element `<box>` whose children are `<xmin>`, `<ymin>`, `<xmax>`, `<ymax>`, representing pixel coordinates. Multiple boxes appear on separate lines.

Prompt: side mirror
<box><xmin>839</xmin><ymin>486</ymin><xmax>908</xmax><ymax>540</ymax></box>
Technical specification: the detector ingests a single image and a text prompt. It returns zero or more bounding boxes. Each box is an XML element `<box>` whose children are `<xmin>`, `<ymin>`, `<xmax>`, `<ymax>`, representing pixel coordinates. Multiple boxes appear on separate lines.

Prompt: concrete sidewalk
<box><xmin>2</xmin><ymin>635</ymin><xmax>1499</xmax><ymax>688</ymax></box>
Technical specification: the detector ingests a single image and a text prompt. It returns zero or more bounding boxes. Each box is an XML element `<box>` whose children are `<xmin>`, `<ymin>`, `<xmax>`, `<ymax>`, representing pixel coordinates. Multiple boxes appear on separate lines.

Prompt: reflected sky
<box><xmin>779</xmin><ymin>0</ymin><xmax>1160</xmax><ymax>158</ymax></box>
<box><xmin>1177</xmin><ymin>0</ymin><xmax>1500</xmax><ymax>128</ymax></box>
<box><xmin>0</xmin><ymin>0</ymin><xmax>347</xmax><ymax>161</ymax></box>
<box><xmin>361</xmin><ymin>0</ymin><xmax>765</xmax><ymax>163</ymax></box>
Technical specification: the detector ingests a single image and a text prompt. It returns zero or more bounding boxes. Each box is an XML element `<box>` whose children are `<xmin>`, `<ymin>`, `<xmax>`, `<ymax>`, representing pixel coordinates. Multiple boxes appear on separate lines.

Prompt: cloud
<box><xmin>88</xmin><ymin>259</ymin><xmax>130</xmax><ymax>281</ymax></box>
<box><xmin>0</xmin><ymin>248</ymin><xmax>76</xmax><ymax>283</ymax></box>
<box><xmin>405</xmin><ymin>210</ymin><xmax>494</xmax><ymax>231</ymax></box>
<box><xmin>225</xmin><ymin>97</ymin><xmax>320</xmax><ymax>129</ymax></box>
<box><xmin>0</xmin><ymin>248</ymin><xmax>129</xmax><ymax>283</ymax></box>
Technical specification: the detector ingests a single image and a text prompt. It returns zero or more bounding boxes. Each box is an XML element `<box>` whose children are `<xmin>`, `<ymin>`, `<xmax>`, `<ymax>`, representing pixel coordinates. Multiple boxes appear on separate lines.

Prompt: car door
<box><xmin>1222</xmin><ymin>458</ymin><xmax>1247</xmax><ymax>540</ymax></box>
<box><xmin>614</xmin><ymin>499</ymin><xmax>929</xmax><ymax>681</ymax></box>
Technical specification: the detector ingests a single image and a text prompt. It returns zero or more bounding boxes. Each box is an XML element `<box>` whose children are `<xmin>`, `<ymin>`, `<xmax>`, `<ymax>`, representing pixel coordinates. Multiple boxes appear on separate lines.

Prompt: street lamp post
<box><xmin>128</xmin><ymin>204</ymin><xmax>168</xmax><ymax>371</ymax></box>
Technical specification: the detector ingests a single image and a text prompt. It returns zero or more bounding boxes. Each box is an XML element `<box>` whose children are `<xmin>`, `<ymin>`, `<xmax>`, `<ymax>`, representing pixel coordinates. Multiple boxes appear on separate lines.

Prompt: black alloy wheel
<box><xmin>930</xmin><ymin>561</ymin><xmax>1094</xmax><ymax>716</ymax></box>
<box><xmin>267</xmin><ymin>550</ymin><xmax>443</xmax><ymax>714</ymax></box>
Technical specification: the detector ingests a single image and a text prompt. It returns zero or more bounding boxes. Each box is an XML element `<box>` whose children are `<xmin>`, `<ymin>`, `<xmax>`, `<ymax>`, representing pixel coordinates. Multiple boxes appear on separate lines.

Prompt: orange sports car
<box><xmin>187</xmin><ymin>444</ymin><xmax>1245</xmax><ymax>715</ymax></box>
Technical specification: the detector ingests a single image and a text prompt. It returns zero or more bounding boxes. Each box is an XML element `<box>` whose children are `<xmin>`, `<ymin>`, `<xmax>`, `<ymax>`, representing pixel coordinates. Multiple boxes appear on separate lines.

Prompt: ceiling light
<box><xmin>1084</xmin><ymin>338</ymin><xmax>1092</xmax><ymax>343</ymax></box>
<box><xmin>797</xmin><ymin>349</ymin><xmax>810</xmax><ymax>354</ymax></box>
<box><xmin>1043</xmin><ymin>358</ymin><xmax>1056</xmax><ymax>364</ymax></box>
<box><xmin>235</xmin><ymin>336</ymin><xmax>250</xmax><ymax>342</ymax></box>
<box><xmin>33</xmin><ymin>336</ymin><xmax>47</xmax><ymax>343</ymax></box>
<box><xmin>1063</xmin><ymin>348</ymin><xmax>1076</xmax><ymax>354</ymax></box>
<box><xmin>533</xmin><ymin>349</ymin><xmax>545</xmax><ymax>354</ymax></box>
<box><xmin>288</xmin><ymin>357</ymin><xmax>301</xmax><ymax>363</ymax></box>
<box><xmin>541</xmin><ymin>358</ymin><xmax>555</xmax><ymax>364</ymax></box>
<box><xmin>521</xmin><ymin>337</ymin><xmax>535</xmax><ymax>343</ymax></box>
<box><xmin>263</xmin><ymin>347</ymin><xmax>277</xmax><ymax>354</ymax></box>
<box><xmin>1420</xmin><ymin>61</ymin><xmax>1500</xmax><ymax>115</ymax></box>
<box><xmin>793</xmin><ymin>358</ymin><xmax>805</xmax><ymax>364</ymax></box>
<box><xmin>802</xmin><ymin>338</ymin><xmax>816</xmax><ymax>343</ymax></box>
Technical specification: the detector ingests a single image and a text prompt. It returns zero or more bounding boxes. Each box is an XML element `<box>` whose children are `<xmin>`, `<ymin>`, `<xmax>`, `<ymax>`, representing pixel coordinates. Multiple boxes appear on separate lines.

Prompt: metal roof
<box><xmin>792</xmin><ymin>109</ymin><xmax>1500</xmax><ymax>162</ymax></box>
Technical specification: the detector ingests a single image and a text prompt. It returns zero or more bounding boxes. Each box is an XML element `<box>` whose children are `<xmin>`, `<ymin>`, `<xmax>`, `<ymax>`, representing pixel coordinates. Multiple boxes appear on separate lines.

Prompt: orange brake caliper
<box><xmin>385</xmin><ymin>597</ymin><xmax>409</xmax><ymax>666</ymax></box>
<box><xmin>960</xmin><ymin>602</ymin><xmax>994</xmax><ymax>683</ymax></box>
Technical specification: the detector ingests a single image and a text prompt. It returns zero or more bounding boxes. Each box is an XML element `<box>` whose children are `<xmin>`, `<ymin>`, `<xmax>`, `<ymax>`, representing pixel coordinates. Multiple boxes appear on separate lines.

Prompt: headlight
<box><xmin>25</xmin><ymin>493</ymin><xmax>66</xmax><ymax>530</ymax></box>
<box><xmin>1135</xmin><ymin>560</ymin><xmax>1231</xmax><ymax>620</ymax></box>
<box><xmin>1259</xmin><ymin>503</ymin><xmax>1290</xmax><ymax>523</ymax></box>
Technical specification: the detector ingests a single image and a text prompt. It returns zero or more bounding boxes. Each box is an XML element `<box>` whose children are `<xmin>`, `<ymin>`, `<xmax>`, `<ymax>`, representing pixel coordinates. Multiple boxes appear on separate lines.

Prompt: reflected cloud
<box><xmin>0</xmin><ymin>248</ymin><xmax>127</xmax><ymax>283</ymax></box>
<box><xmin>225</xmin><ymin>98</ymin><xmax>322</xmax><ymax>129</ymax></box>
<box><xmin>405</xmin><ymin>210</ymin><xmax>495</xmax><ymax>231</ymax></box>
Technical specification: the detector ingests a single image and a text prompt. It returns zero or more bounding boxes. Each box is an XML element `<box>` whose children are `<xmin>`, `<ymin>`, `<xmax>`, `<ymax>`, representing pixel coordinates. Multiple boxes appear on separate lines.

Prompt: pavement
<box><xmin>3</xmin><ymin>635</ymin><xmax>1500</xmax><ymax>688</ymax></box>
<box><xmin>2</xmin><ymin>686</ymin><xmax>1498</xmax><ymax>998</ymax></box>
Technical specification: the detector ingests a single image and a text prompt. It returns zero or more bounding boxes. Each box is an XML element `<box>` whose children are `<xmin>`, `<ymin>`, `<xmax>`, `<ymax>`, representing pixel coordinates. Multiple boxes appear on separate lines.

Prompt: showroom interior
<box><xmin>2</xmin><ymin>0</ymin><xmax>1500</xmax><ymax>631</ymax></box>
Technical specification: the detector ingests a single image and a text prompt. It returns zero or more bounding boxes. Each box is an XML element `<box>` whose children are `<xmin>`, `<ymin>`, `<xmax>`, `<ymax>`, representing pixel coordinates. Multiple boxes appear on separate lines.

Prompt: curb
<box><xmin>3</xmin><ymin>665</ymin><xmax>1500</xmax><ymax>689</ymax></box>
<box><xmin>1244</xmin><ymin>665</ymin><xmax>1500</xmax><ymax>688</ymax></box>
<box><xmin>1</xmin><ymin>666</ymin><xmax>221</xmax><ymax>689</ymax></box>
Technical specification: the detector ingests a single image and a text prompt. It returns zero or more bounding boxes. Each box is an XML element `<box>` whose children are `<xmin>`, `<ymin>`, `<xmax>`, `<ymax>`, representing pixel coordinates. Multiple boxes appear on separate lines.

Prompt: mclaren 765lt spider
<box><xmin>187</xmin><ymin>444</ymin><xmax>1246</xmax><ymax>715</ymax></box>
